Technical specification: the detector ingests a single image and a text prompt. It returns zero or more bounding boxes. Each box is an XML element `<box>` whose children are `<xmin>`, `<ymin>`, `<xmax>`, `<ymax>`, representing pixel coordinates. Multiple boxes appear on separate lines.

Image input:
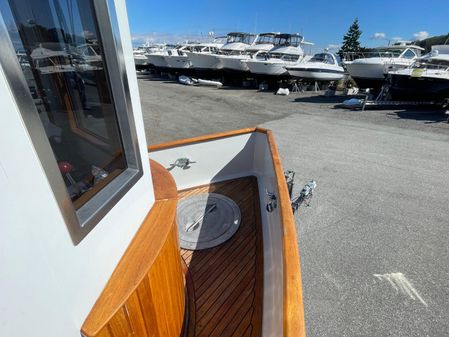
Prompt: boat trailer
<box><xmin>342</xmin><ymin>84</ymin><xmax>449</xmax><ymax>122</ymax></box>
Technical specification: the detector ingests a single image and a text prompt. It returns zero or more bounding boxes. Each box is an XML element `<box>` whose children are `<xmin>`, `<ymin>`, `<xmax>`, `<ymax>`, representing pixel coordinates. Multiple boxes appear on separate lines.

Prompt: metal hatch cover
<box><xmin>177</xmin><ymin>193</ymin><xmax>241</xmax><ymax>250</ymax></box>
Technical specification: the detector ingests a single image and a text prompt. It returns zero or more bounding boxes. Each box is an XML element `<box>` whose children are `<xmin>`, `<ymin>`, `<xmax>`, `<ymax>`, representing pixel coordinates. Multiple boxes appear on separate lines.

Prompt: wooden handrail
<box><xmin>148</xmin><ymin>127</ymin><xmax>258</xmax><ymax>151</ymax></box>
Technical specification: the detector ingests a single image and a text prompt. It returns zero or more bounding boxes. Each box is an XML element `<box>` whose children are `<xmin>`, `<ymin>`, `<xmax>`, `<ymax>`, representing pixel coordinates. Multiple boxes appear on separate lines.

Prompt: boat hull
<box><xmin>164</xmin><ymin>55</ymin><xmax>191</xmax><ymax>69</ymax></box>
<box><xmin>147</xmin><ymin>54</ymin><xmax>168</xmax><ymax>68</ymax></box>
<box><xmin>219</xmin><ymin>55</ymin><xmax>250</xmax><ymax>72</ymax></box>
<box><xmin>133</xmin><ymin>56</ymin><xmax>148</xmax><ymax>66</ymax></box>
<box><xmin>345</xmin><ymin>59</ymin><xmax>412</xmax><ymax>89</ymax></box>
<box><xmin>389</xmin><ymin>73</ymin><xmax>449</xmax><ymax>101</ymax></box>
<box><xmin>350</xmin><ymin>77</ymin><xmax>386</xmax><ymax>90</ymax></box>
<box><xmin>244</xmin><ymin>60</ymin><xmax>290</xmax><ymax>78</ymax></box>
<box><xmin>185</xmin><ymin>52</ymin><xmax>221</xmax><ymax>70</ymax></box>
<box><xmin>286</xmin><ymin>67</ymin><xmax>345</xmax><ymax>81</ymax></box>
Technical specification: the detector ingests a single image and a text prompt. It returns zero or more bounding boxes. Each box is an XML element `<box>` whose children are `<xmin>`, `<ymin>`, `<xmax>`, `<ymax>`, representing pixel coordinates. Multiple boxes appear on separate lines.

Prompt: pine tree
<box><xmin>338</xmin><ymin>18</ymin><xmax>362</xmax><ymax>59</ymax></box>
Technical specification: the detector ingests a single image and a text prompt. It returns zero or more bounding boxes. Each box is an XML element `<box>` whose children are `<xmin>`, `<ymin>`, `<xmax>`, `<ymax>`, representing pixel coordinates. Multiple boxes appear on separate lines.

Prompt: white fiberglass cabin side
<box><xmin>0</xmin><ymin>1</ymin><xmax>154</xmax><ymax>336</ymax></box>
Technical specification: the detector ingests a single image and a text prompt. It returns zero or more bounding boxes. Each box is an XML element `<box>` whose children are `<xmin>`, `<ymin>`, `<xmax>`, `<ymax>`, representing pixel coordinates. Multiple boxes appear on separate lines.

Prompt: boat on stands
<box><xmin>186</xmin><ymin>32</ymin><xmax>256</xmax><ymax>74</ymax></box>
<box><xmin>285</xmin><ymin>51</ymin><xmax>345</xmax><ymax>82</ymax></box>
<box><xmin>182</xmin><ymin>37</ymin><xmax>225</xmax><ymax>71</ymax></box>
<box><xmin>218</xmin><ymin>32</ymin><xmax>277</xmax><ymax>74</ymax></box>
<box><xmin>161</xmin><ymin>42</ymin><xmax>196</xmax><ymax>70</ymax></box>
<box><xmin>133</xmin><ymin>46</ymin><xmax>150</xmax><ymax>69</ymax></box>
<box><xmin>162</xmin><ymin>42</ymin><xmax>222</xmax><ymax>74</ymax></box>
<box><xmin>243</xmin><ymin>33</ymin><xmax>313</xmax><ymax>80</ymax></box>
<box><xmin>388</xmin><ymin>45</ymin><xmax>449</xmax><ymax>101</ymax></box>
<box><xmin>146</xmin><ymin>44</ymin><xmax>177</xmax><ymax>70</ymax></box>
<box><xmin>343</xmin><ymin>41</ymin><xmax>424</xmax><ymax>90</ymax></box>
<box><xmin>1</xmin><ymin>2</ymin><xmax>307</xmax><ymax>337</ymax></box>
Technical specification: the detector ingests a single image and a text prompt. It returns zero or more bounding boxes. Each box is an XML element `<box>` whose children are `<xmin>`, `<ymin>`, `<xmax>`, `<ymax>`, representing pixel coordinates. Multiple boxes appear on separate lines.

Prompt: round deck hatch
<box><xmin>177</xmin><ymin>193</ymin><xmax>241</xmax><ymax>250</ymax></box>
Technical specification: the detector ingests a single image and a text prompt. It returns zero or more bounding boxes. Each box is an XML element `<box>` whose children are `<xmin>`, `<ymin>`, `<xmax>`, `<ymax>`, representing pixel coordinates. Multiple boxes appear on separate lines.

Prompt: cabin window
<box><xmin>256</xmin><ymin>34</ymin><xmax>274</xmax><ymax>45</ymax></box>
<box><xmin>0</xmin><ymin>0</ymin><xmax>142</xmax><ymax>244</ymax></box>
<box><xmin>310</xmin><ymin>53</ymin><xmax>335</xmax><ymax>64</ymax></box>
<box><xmin>402</xmin><ymin>49</ymin><xmax>417</xmax><ymax>59</ymax></box>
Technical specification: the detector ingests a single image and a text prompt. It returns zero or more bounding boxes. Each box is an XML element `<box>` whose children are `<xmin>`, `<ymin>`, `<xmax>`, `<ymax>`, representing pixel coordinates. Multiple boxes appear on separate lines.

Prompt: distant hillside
<box><xmin>416</xmin><ymin>34</ymin><xmax>449</xmax><ymax>52</ymax></box>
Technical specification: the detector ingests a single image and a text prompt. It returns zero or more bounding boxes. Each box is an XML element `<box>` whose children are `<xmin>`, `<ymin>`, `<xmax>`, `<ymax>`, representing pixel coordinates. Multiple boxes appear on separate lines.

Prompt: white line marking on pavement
<box><xmin>373</xmin><ymin>272</ymin><xmax>428</xmax><ymax>307</ymax></box>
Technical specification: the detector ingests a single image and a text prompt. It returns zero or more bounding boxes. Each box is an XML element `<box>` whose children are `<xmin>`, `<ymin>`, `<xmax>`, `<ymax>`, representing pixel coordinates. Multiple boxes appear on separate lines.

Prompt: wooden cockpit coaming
<box><xmin>82</xmin><ymin>128</ymin><xmax>305</xmax><ymax>337</ymax></box>
<box><xmin>149</xmin><ymin>128</ymin><xmax>305</xmax><ymax>337</ymax></box>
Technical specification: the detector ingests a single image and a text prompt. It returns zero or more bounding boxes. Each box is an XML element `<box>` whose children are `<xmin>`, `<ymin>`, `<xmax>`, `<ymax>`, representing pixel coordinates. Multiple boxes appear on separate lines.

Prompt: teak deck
<box><xmin>179</xmin><ymin>177</ymin><xmax>263</xmax><ymax>337</ymax></box>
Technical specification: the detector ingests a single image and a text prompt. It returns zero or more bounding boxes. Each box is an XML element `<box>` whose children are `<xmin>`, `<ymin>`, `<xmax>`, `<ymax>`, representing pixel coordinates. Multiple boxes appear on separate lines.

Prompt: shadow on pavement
<box><xmin>388</xmin><ymin>110</ymin><xmax>448</xmax><ymax>124</ymax></box>
<box><xmin>293</xmin><ymin>95</ymin><xmax>349</xmax><ymax>104</ymax></box>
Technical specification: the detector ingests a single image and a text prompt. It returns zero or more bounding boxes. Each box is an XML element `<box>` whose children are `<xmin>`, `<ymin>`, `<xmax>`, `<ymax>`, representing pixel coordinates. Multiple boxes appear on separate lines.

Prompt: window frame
<box><xmin>0</xmin><ymin>0</ymin><xmax>143</xmax><ymax>245</ymax></box>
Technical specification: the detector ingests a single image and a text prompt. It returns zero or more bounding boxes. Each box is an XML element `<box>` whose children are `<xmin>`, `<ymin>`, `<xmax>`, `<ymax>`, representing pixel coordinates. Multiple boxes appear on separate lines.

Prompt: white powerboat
<box><xmin>146</xmin><ymin>44</ymin><xmax>176</xmax><ymax>69</ymax></box>
<box><xmin>133</xmin><ymin>43</ymin><xmax>157</xmax><ymax>69</ymax></box>
<box><xmin>30</xmin><ymin>46</ymin><xmax>76</xmax><ymax>74</ymax></box>
<box><xmin>186</xmin><ymin>32</ymin><xmax>256</xmax><ymax>71</ymax></box>
<box><xmin>285</xmin><ymin>52</ymin><xmax>345</xmax><ymax>81</ymax></box>
<box><xmin>163</xmin><ymin>42</ymin><xmax>222</xmax><ymax>71</ymax></box>
<box><xmin>218</xmin><ymin>32</ymin><xmax>277</xmax><ymax>73</ymax></box>
<box><xmin>183</xmin><ymin>37</ymin><xmax>224</xmax><ymax>70</ymax></box>
<box><xmin>163</xmin><ymin>43</ymin><xmax>196</xmax><ymax>70</ymax></box>
<box><xmin>133</xmin><ymin>47</ymin><xmax>149</xmax><ymax>68</ymax></box>
<box><xmin>243</xmin><ymin>33</ymin><xmax>313</xmax><ymax>78</ymax></box>
<box><xmin>388</xmin><ymin>45</ymin><xmax>449</xmax><ymax>101</ymax></box>
<box><xmin>74</xmin><ymin>43</ymin><xmax>103</xmax><ymax>71</ymax></box>
<box><xmin>343</xmin><ymin>41</ymin><xmax>424</xmax><ymax>89</ymax></box>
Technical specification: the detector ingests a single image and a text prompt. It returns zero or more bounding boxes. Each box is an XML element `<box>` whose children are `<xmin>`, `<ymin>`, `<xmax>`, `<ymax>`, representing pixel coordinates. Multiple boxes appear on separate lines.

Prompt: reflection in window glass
<box><xmin>1</xmin><ymin>0</ymin><xmax>127</xmax><ymax>208</ymax></box>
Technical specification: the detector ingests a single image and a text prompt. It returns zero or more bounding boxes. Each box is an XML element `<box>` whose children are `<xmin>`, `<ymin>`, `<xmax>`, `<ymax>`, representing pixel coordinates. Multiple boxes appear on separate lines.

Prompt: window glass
<box><xmin>256</xmin><ymin>34</ymin><xmax>274</xmax><ymax>44</ymax></box>
<box><xmin>1</xmin><ymin>0</ymin><xmax>128</xmax><ymax>209</ymax></box>
<box><xmin>402</xmin><ymin>49</ymin><xmax>417</xmax><ymax>59</ymax></box>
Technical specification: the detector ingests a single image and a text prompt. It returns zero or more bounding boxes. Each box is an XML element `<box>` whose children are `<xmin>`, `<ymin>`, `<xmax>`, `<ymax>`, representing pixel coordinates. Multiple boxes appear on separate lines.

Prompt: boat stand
<box><xmin>291</xmin><ymin>80</ymin><xmax>304</xmax><ymax>93</ymax></box>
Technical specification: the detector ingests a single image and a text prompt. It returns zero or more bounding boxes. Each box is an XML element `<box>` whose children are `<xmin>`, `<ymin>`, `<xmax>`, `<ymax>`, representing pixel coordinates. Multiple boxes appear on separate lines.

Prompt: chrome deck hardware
<box><xmin>167</xmin><ymin>157</ymin><xmax>196</xmax><ymax>170</ymax></box>
<box><xmin>266</xmin><ymin>191</ymin><xmax>277</xmax><ymax>212</ymax></box>
<box><xmin>291</xmin><ymin>180</ymin><xmax>317</xmax><ymax>213</ymax></box>
<box><xmin>284</xmin><ymin>170</ymin><xmax>295</xmax><ymax>198</ymax></box>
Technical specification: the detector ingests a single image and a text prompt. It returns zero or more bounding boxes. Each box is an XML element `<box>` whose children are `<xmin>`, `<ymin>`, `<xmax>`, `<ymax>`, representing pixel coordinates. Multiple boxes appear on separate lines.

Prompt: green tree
<box><xmin>338</xmin><ymin>18</ymin><xmax>362</xmax><ymax>59</ymax></box>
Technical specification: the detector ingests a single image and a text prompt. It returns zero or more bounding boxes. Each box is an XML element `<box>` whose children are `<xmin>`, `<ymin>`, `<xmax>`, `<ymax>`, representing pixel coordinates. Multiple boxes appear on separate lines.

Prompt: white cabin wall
<box><xmin>0</xmin><ymin>1</ymin><xmax>154</xmax><ymax>336</ymax></box>
<box><xmin>149</xmin><ymin>133</ymin><xmax>256</xmax><ymax>190</ymax></box>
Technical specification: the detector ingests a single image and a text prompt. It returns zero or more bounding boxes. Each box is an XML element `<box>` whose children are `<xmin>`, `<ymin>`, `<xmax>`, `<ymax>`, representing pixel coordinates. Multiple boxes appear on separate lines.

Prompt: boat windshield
<box><xmin>256</xmin><ymin>34</ymin><xmax>275</xmax><ymax>44</ymax></box>
<box><xmin>344</xmin><ymin>48</ymin><xmax>413</xmax><ymax>61</ymax></box>
<box><xmin>273</xmin><ymin>35</ymin><xmax>303</xmax><ymax>47</ymax></box>
<box><xmin>227</xmin><ymin>34</ymin><xmax>255</xmax><ymax>44</ymax></box>
<box><xmin>35</xmin><ymin>55</ymin><xmax>71</xmax><ymax>68</ymax></box>
<box><xmin>309</xmin><ymin>53</ymin><xmax>335</xmax><ymax>64</ymax></box>
<box><xmin>374</xmin><ymin>48</ymin><xmax>403</xmax><ymax>57</ymax></box>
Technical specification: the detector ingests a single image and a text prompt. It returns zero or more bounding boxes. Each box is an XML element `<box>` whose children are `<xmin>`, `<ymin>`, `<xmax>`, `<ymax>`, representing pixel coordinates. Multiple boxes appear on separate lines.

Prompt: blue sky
<box><xmin>126</xmin><ymin>0</ymin><xmax>449</xmax><ymax>51</ymax></box>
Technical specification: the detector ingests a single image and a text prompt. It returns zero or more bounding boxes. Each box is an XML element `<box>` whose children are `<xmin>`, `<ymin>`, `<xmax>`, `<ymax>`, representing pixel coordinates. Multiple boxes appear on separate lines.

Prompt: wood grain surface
<box><xmin>81</xmin><ymin>161</ymin><xmax>185</xmax><ymax>337</ymax></box>
<box><xmin>179</xmin><ymin>177</ymin><xmax>263</xmax><ymax>337</ymax></box>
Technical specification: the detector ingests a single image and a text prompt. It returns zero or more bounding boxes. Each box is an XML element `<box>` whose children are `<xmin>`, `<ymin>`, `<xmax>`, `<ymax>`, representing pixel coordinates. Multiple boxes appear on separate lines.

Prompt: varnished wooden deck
<box><xmin>179</xmin><ymin>177</ymin><xmax>263</xmax><ymax>337</ymax></box>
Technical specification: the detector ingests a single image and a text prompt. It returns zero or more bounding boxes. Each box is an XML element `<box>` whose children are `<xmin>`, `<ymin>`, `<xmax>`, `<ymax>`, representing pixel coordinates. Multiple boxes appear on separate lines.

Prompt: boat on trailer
<box><xmin>0</xmin><ymin>1</ymin><xmax>306</xmax><ymax>337</ymax></box>
<box><xmin>388</xmin><ymin>45</ymin><xmax>449</xmax><ymax>101</ymax></box>
<box><xmin>343</xmin><ymin>41</ymin><xmax>424</xmax><ymax>90</ymax></box>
